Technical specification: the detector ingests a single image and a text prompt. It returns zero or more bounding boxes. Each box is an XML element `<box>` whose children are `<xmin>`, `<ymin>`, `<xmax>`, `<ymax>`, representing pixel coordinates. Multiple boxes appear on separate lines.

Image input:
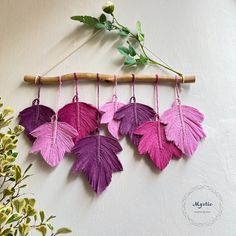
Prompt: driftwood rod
<box><xmin>24</xmin><ymin>73</ymin><xmax>196</xmax><ymax>84</ymax></box>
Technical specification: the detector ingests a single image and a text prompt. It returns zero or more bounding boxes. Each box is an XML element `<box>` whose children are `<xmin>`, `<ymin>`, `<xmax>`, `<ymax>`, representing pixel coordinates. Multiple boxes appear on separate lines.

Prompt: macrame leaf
<box><xmin>30</xmin><ymin>121</ymin><xmax>78</xmax><ymax>167</ymax></box>
<box><xmin>161</xmin><ymin>104</ymin><xmax>206</xmax><ymax>156</ymax></box>
<box><xmin>134</xmin><ymin>121</ymin><xmax>182</xmax><ymax>170</ymax></box>
<box><xmin>72</xmin><ymin>134</ymin><xmax>123</xmax><ymax>194</ymax></box>
<box><xmin>58</xmin><ymin>102</ymin><xmax>99</xmax><ymax>142</ymax></box>
<box><xmin>19</xmin><ymin>105</ymin><xmax>55</xmax><ymax>141</ymax></box>
<box><xmin>114</xmin><ymin>103</ymin><xmax>156</xmax><ymax>145</ymax></box>
<box><xmin>100</xmin><ymin>101</ymin><xmax>125</xmax><ymax>139</ymax></box>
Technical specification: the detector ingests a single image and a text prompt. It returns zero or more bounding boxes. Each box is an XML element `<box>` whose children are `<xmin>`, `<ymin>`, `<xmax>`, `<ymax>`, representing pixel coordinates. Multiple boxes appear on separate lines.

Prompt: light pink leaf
<box><xmin>161</xmin><ymin>104</ymin><xmax>206</xmax><ymax>156</ymax></box>
<box><xmin>134</xmin><ymin>121</ymin><xmax>182</xmax><ymax>170</ymax></box>
<box><xmin>30</xmin><ymin>120</ymin><xmax>78</xmax><ymax>167</ymax></box>
<box><xmin>100</xmin><ymin>101</ymin><xmax>125</xmax><ymax>139</ymax></box>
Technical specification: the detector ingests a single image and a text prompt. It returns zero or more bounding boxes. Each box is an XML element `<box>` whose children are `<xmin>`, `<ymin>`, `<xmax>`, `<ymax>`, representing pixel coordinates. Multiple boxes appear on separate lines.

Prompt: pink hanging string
<box><xmin>155</xmin><ymin>74</ymin><xmax>163</xmax><ymax>148</ymax></box>
<box><xmin>73</xmin><ymin>72</ymin><xmax>79</xmax><ymax>102</ymax></box>
<box><xmin>96</xmin><ymin>73</ymin><xmax>100</xmax><ymax>134</ymax></box>
<box><xmin>32</xmin><ymin>76</ymin><xmax>41</xmax><ymax>105</ymax></box>
<box><xmin>155</xmin><ymin>74</ymin><xmax>159</xmax><ymax>120</ymax></box>
<box><xmin>112</xmin><ymin>74</ymin><xmax>118</xmax><ymax>102</ymax></box>
<box><xmin>73</xmin><ymin>73</ymin><xmax>80</xmax><ymax>131</ymax></box>
<box><xmin>51</xmin><ymin>76</ymin><xmax>61</xmax><ymax>145</ymax></box>
<box><xmin>130</xmin><ymin>74</ymin><xmax>136</xmax><ymax>103</ymax></box>
<box><xmin>175</xmin><ymin>76</ymin><xmax>181</xmax><ymax>105</ymax></box>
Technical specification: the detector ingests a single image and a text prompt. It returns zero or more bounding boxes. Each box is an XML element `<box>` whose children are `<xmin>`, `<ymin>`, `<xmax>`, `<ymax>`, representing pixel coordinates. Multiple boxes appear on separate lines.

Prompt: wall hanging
<box><xmin>19</xmin><ymin>1</ymin><xmax>206</xmax><ymax>194</ymax></box>
<box><xmin>20</xmin><ymin>72</ymin><xmax>205</xmax><ymax>194</ymax></box>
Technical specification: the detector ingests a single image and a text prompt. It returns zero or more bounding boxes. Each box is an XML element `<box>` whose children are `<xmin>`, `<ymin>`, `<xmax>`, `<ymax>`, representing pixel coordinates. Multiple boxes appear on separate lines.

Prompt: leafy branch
<box><xmin>0</xmin><ymin>98</ymin><xmax>71</xmax><ymax>236</ymax></box>
<box><xmin>71</xmin><ymin>1</ymin><xmax>183</xmax><ymax>77</ymax></box>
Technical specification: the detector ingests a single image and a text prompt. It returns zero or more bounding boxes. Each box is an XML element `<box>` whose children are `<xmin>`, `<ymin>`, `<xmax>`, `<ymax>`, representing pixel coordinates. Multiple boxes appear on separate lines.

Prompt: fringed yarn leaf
<box><xmin>72</xmin><ymin>134</ymin><xmax>123</xmax><ymax>194</ymax></box>
<box><xmin>30</xmin><ymin>120</ymin><xmax>78</xmax><ymax>167</ymax></box>
<box><xmin>134</xmin><ymin>121</ymin><xmax>182</xmax><ymax>170</ymax></box>
<box><xmin>161</xmin><ymin>104</ymin><xmax>206</xmax><ymax>156</ymax></box>
<box><xmin>58</xmin><ymin>102</ymin><xmax>99</xmax><ymax>142</ymax></box>
<box><xmin>114</xmin><ymin>103</ymin><xmax>155</xmax><ymax>145</ymax></box>
<box><xmin>100</xmin><ymin>101</ymin><xmax>125</xmax><ymax>139</ymax></box>
<box><xmin>19</xmin><ymin>104</ymin><xmax>55</xmax><ymax>141</ymax></box>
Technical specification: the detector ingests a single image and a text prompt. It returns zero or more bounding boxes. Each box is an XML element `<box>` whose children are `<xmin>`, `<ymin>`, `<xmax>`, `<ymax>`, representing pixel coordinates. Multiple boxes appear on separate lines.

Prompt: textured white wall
<box><xmin>0</xmin><ymin>0</ymin><xmax>236</xmax><ymax>235</ymax></box>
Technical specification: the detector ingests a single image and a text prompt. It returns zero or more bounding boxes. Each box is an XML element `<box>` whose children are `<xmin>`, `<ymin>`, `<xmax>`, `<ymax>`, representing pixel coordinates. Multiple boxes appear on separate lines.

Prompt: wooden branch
<box><xmin>24</xmin><ymin>73</ymin><xmax>196</xmax><ymax>84</ymax></box>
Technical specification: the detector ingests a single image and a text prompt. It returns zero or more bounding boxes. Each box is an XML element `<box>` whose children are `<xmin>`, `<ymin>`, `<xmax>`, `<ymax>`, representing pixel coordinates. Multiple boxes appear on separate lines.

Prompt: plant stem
<box><xmin>112</xmin><ymin>15</ymin><xmax>183</xmax><ymax>76</ymax></box>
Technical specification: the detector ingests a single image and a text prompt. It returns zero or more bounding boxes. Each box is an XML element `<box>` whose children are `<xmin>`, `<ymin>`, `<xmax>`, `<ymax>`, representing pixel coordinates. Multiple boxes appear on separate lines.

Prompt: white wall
<box><xmin>1</xmin><ymin>0</ymin><xmax>236</xmax><ymax>235</ymax></box>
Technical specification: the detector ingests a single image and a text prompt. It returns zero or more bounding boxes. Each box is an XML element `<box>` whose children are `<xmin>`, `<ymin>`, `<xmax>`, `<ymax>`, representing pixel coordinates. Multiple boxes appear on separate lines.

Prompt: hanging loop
<box><xmin>112</xmin><ymin>74</ymin><xmax>118</xmax><ymax>102</ymax></box>
<box><xmin>175</xmin><ymin>76</ymin><xmax>181</xmax><ymax>105</ymax></box>
<box><xmin>129</xmin><ymin>74</ymin><xmax>136</xmax><ymax>103</ymax></box>
<box><xmin>32</xmin><ymin>76</ymin><xmax>41</xmax><ymax>106</ymax></box>
<box><xmin>72</xmin><ymin>73</ymin><xmax>79</xmax><ymax>102</ymax></box>
<box><xmin>95</xmin><ymin>73</ymin><xmax>100</xmax><ymax>134</ymax></box>
<box><xmin>155</xmin><ymin>74</ymin><xmax>160</xmax><ymax>120</ymax></box>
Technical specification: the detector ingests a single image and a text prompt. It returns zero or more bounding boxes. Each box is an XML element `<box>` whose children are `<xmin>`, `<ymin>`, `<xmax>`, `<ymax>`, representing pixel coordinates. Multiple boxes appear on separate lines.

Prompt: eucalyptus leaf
<box><xmin>124</xmin><ymin>56</ymin><xmax>137</xmax><ymax>65</ymax></box>
<box><xmin>70</xmin><ymin>15</ymin><xmax>99</xmax><ymax>27</ymax></box>
<box><xmin>136</xmin><ymin>21</ymin><xmax>144</xmax><ymax>42</ymax></box>
<box><xmin>118</xmin><ymin>46</ymin><xmax>130</xmax><ymax>56</ymax></box>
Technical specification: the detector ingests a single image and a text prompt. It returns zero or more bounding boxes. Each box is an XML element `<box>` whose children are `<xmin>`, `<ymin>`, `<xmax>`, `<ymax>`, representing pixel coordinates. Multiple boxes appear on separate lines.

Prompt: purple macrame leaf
<box><xmin>161</xmin><ymin>104</ymin><xmax>206</xmax><ymax>156</ymax></box>
<box><xmin>134</xmin><ymin>121</ymin><xmax>182</xmax><ymax>170</ymax></box>
<box><xmin>100</xmin><ymin>101</ymin><xmax>125</xmax><ymax>139</ymax></box>
<box><xmin>58</xmin><ymin>102</ymin><xmax>99</xmax><ymax>142</ymax></box>
<box><xmin>113</xmin><ymin>103</ymin><xmax>156</xmax><ymax>145</ymax></box>
<box><xmin>19</xmin><ymin>105</ymin><xmax>55</xmax><ymax>141</ymax></box>
<box><xmin>30</xmin><ymin>121</ymin><xmax>78</xmax><ymax>167</ymax></box>
<box><xmin>72</xmin><ymin>134</ymin><xmax>123</xmax><ymax>194</ymax></box>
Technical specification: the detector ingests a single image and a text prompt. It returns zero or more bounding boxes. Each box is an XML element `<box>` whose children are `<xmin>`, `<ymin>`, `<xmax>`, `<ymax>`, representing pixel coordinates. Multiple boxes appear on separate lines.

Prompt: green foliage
<box><xmin>0</xmin><ymin>98</ymin><xmax>71</xmax><ymax>236</ymax></box>
<box><xmin>70</xmin><ymin>1</ymin><xmax>183</xmax><ymax>76</ymax></box>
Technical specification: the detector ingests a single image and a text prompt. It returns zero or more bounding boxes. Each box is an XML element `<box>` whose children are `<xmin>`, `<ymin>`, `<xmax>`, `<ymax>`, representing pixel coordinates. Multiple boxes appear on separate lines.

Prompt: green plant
<box><xmin>0</xmin><ymin>99</ymin><xmax>71</xmax><ymax>236</ymax></box>
<box><xmin>71</xmin><ymin>1</ymin><xmax>183</xmax><ymax>77</ymax></box>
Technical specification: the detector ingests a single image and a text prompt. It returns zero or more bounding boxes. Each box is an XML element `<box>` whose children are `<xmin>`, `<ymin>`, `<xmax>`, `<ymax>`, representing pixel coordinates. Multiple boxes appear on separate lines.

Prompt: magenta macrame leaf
<box><xmin>19</xmin><ymin>105</ymin><xmax>55</xmax><ymax>141</ymax></box>
<box><xmin>58</xmin><ymin>102</ymin><xmax>99</xmax><ymax>142</ymax></box>
<box><xmin>113</xmin><ymin>103</ymin><xmax>156</xmax><ymax>145</ymax></box>
<box><xmin>100</xmin><ymin>101</ymin><xmax>125</xmax><ymax>139</ymax></box>
<box><xmin>72</xmin><ymin>134</ymin><xmax>123</xmax><ymax>194</ymax></box>
<box><xmin>161</xmin><ymin>104</ymin><xmax>206</xmax><ymax>156</ymax></box>
<box><xmin>30</xmin><ymin>121</ymin><xmax>78</xmax><ymax>167</ymax></box>
<box><xmin>134</xmin><ymin>121</ymin><xmax>182</xmax><ymax>170</ymax></box>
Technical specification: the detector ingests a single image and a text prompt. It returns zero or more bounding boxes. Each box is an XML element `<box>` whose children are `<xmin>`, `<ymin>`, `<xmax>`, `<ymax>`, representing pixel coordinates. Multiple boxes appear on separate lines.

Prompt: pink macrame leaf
<box><xmin>19</xmin><ymin>105</ymin><xmax>55</xmax><ymax>141</ymax></box>
<box><xmin>114</xmin><ymin>103</ymin><xmax>156</xmax><ymax>145</ymax></box>
<box><xmin>134</xmin><ymin>121</ymin><xmax>182</xmax><ymax>170</ymax></box>
<box><xmin>100</xmin><ymin>101</ymin><xmax>125</xmax><ymax>139</ymax></box>
<box><xmin>30</xmin><ymin>120</ymin><xmax>78</xmax><ymax>167</ymax></box>
<box><xmin>58</xmin><ymin>102</ymin><xmax>99</xmax><ymax>142</ymax></box>
<box><xmin>72</xmin><ymin>134</ymin><xmax>123</xmax><ymax>194</ymax></box>
<box><xmin>161</xmin><ymin>104</ymin><xmax>206</xmax><ymax>156</ymax></box>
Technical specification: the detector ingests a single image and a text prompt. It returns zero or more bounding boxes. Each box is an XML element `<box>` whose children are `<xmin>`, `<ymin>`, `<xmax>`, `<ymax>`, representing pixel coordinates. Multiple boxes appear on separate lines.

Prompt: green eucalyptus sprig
<box><xmin>0</xmin><ymin>98</ymin><xmax>71</xmax><ymax>236</ymax></box>
<box><xmin>71</xmin><ymin>1</ymin><xmax>183</xmax><ymax>76</ymax></box>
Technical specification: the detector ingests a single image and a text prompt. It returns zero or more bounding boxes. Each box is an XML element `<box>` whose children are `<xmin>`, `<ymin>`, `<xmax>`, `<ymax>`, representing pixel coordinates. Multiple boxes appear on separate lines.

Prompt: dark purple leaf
<box><xmin>113</xmin><ymin>103</ymin><xmax>155</xmax><ymax>145</ymax></box>
<box><xmin>72</xmin><ymin>134</ymin><xmax>123</xmax><ymax>194</ymax></box>
<box><xmin>19</xmin><ymin>104</ymin><xmax>55</xmax><ymax>141</ymax></box>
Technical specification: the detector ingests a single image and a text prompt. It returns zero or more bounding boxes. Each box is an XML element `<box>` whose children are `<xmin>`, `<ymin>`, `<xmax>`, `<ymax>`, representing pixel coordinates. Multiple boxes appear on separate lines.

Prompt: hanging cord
<box><xmin>112</xmin><ymin>74</ymin><xmax>118</xmax><ymax>101</ymax></box>
<box><xmin>155</xmin><ymin>74</ymin><xmax>163</xmax><ymax>148</ymax></box>
<box><xmin>175</xmin><ymin>75</ymin><xmax>181</xmax><ymax>105</ymax></box>
<box><xmin>73</xmin><ymin>73</ymin><xmax>79</xmax><ymax>102</ymax></box>
<box><xmin>55</xmin><ymin>76</ymin><xmax>62</xmax><ymax>115</ymax></box>
<box><xmin>129</xmin><ymin>74</ymin><xmax>136</xmax><ymax>103</ymax></box>
<box><xmin>41</xmin><ymin>31</ymin><xmax>102</xmax><ymax>77</ymax></box>
<box><xmin>32</xmin><ymin>76</ymin><xmax>41</xmax><ymax>105</ymax></box>
<box><xmin>51</xmin><ymin>76</ymin><xmax>62</xmax><ymax>145</ymax></box>
<box><xmin>96</xmin><ymin>73</ymin><xmax>100</xmax><ymax>134</ymax></box>
<box><xmin>73</xmin><ymin>73</ymin><xmax>80</xmax><ymax>131</ymax></box>
<box><xmin>155</xmin><ymin>74</ymin><xmax>159</xmax><ymax>120</ymax></box>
